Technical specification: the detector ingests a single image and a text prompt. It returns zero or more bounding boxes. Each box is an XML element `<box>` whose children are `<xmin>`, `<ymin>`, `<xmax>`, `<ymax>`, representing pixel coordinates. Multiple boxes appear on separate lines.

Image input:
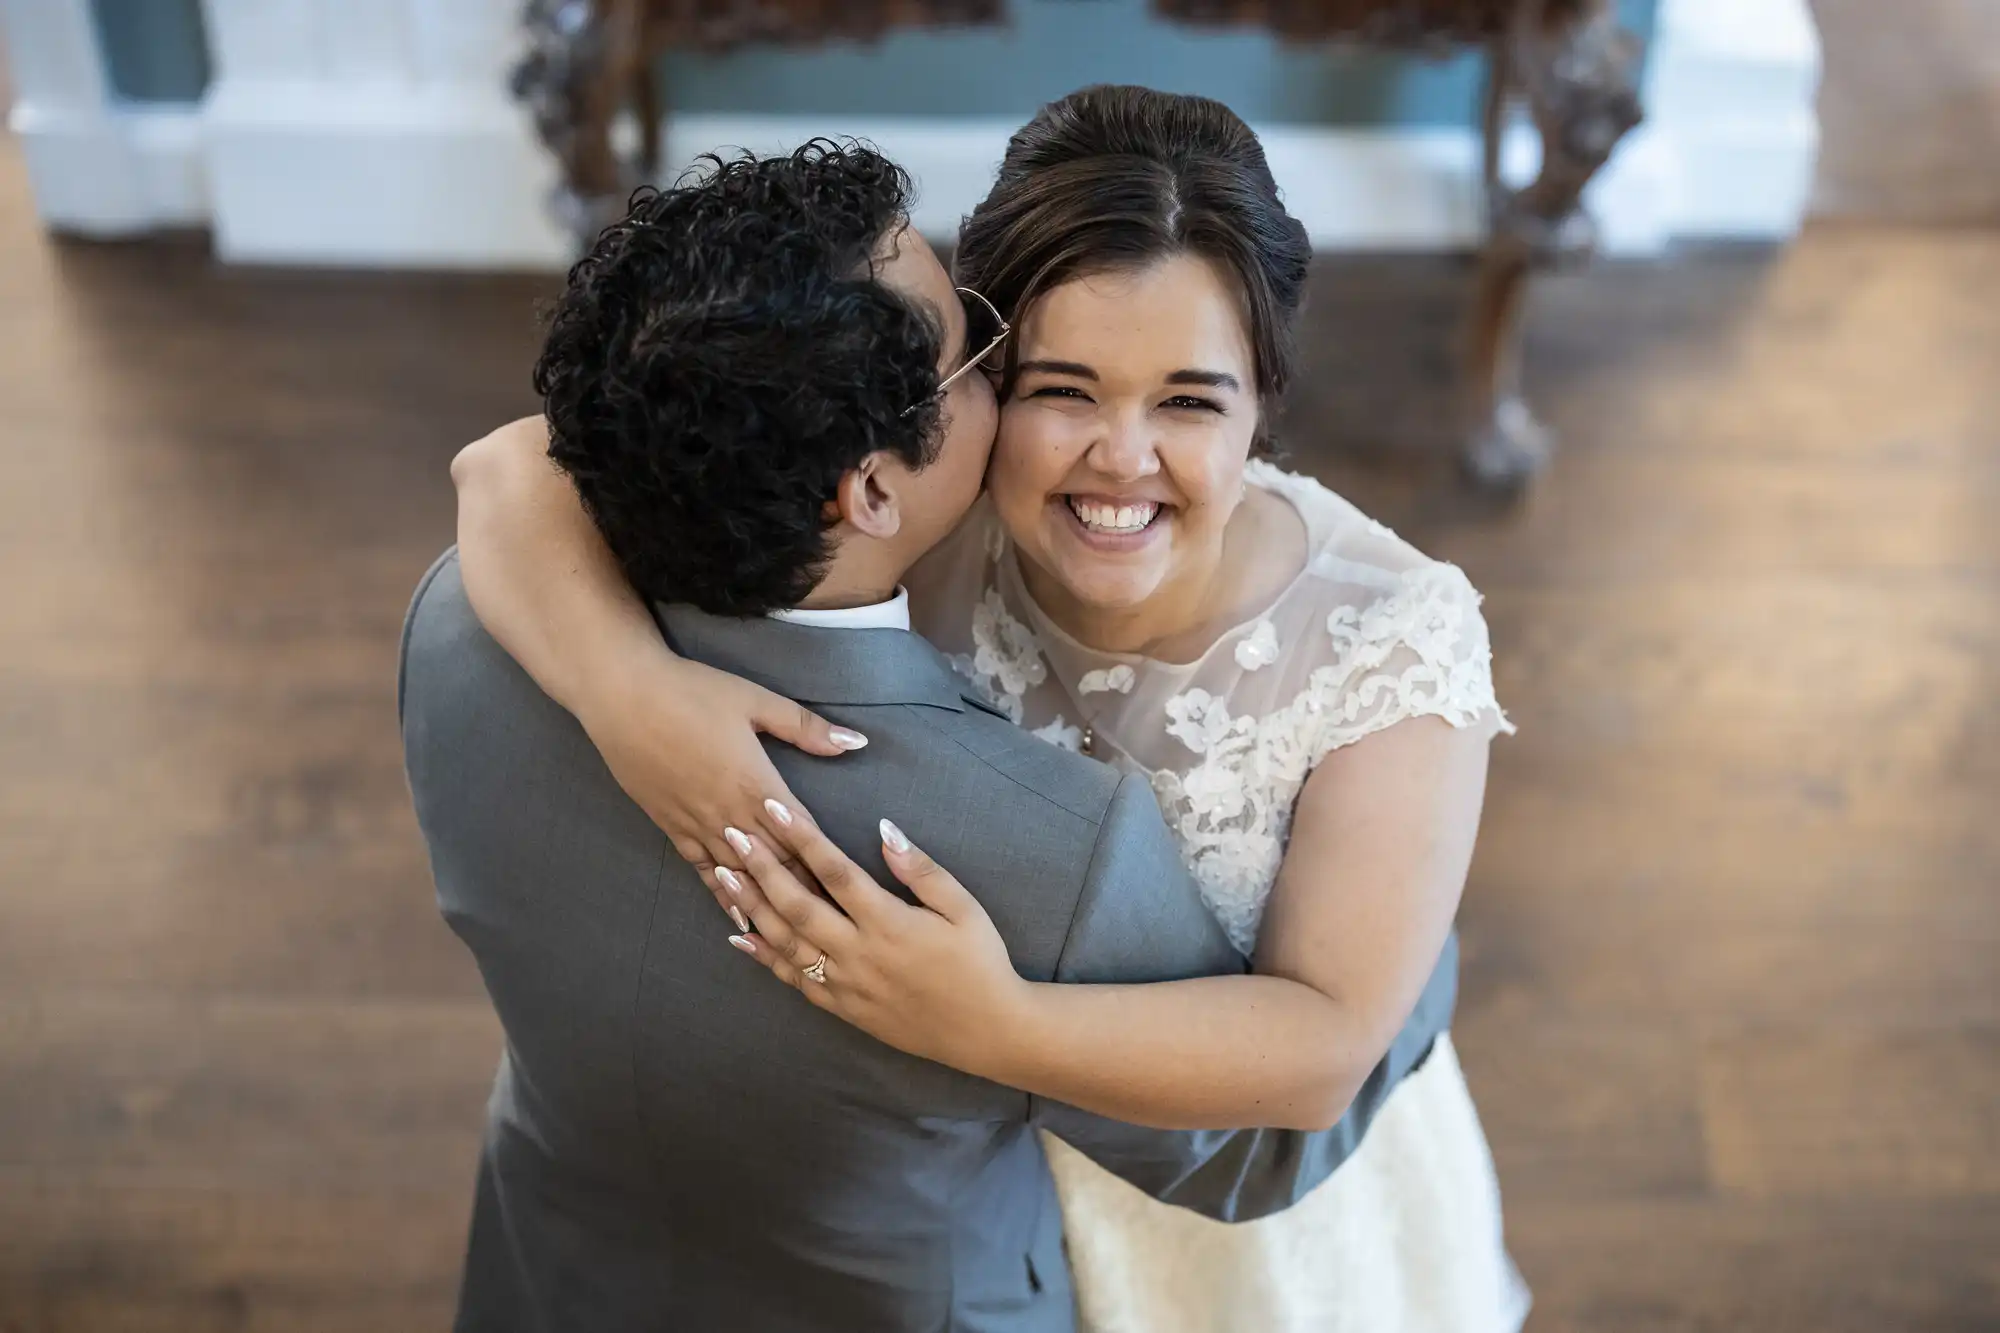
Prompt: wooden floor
<box><xmin>1808</xmin><ymin>0</ymin><xmax>2000</xmax><ymax>223</ymax></box>
<box><xmin>2</xmin><ymin>128</ymin><xmax>1997</xmax><ymax>1330</ymax></box>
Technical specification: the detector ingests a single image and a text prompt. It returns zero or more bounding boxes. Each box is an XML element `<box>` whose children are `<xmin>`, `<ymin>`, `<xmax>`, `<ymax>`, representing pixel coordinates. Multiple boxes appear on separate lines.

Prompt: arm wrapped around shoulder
<box><xmin>1027</xmin><ymin>773</ymin><xmax>1458</xmax><ymax>1223</ymax></box>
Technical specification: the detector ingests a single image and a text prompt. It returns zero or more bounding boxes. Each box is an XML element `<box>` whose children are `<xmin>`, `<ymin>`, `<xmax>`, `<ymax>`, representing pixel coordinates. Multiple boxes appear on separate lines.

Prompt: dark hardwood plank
<box><xmin>1809</xmin><ymin>0</ymin><xmax>2000</xmax><ymax>224</ymax></box>
<box><xmin>0</xmin><ymin>1184</ymin><xmax>465</xmax><ymax>1333</ymax></box>
<box><xmin>1700</xmin><ymin>1030</ymin><xmax>2000</xmax><ymax>1197</ymax></box>
<box><xmin>1512</xmin><ymin>1197</ymin><xmax>2000</xmax><ymax>1333</ymax></box>
<box><xmin>1450</xmin><ymin>1015</ymin><xmax>1710</xmax><ymax>1204</ymax></box>
<box><xmin>0</xmin><ymin>994</ymin><xmax>497</xmax><ymax>1189</ymax></box>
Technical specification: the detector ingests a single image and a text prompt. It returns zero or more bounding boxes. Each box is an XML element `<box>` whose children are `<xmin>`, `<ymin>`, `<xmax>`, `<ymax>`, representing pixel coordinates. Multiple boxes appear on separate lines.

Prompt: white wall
<box><xmin>198</xmin><ymin>0</ymin><xmax>570</xmax><ymax>266</ymax></box>
<box><xmin>0</xmin><ymin>0</ymin><xmax>204</xmax><ymax>233</ymax></box>
<box><xmin>1</xmin><ymin>0</ymin><xmax>1821</xmax><ymax>268</ymax></box>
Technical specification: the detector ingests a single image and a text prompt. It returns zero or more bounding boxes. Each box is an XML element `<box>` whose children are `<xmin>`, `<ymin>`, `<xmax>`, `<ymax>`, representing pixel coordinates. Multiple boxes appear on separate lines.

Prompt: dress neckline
<box><xmin>998</xmin><ymin>460</ymin><xmax>1327</xmax><ymax>678</ymax></box>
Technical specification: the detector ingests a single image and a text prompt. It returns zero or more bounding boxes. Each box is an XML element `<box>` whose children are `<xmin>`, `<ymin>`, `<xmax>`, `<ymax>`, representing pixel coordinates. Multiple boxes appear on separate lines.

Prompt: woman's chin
<box><xmin>1041</xmin><ymin>563</ymin><xmax>1166</xmax><ymax>619</ymax></box>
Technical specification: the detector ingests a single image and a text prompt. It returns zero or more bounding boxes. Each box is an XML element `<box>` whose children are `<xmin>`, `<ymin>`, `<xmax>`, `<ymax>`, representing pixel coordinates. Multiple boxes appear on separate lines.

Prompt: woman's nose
<box><xmin>1086</xmin><ymin>416</ymin><xmax>1160</xmax><ymax>482</ymax></box>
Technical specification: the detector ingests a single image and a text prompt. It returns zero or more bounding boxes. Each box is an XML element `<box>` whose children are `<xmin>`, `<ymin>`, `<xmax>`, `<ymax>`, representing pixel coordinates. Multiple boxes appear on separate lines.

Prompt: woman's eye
<box><xmin>1164</xmin><ymin>396</ymin><xmax>1225</xmax><ymax>414</ymax></box>
<box><xmin>1029</xmin><ymin>385</ymin><xmax>1092</xmax><ymax>403</ymax></box>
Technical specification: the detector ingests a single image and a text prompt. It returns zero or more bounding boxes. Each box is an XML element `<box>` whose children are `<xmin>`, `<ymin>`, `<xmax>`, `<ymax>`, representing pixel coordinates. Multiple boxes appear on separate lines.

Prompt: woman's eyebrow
<box><xmin>1015</xmin><ymin>359</ymin><xmax>1097</xmax><ymax>380</ymax></box>
<box><xmin>1166</xmin><ymin>369</ymin><xmax>1241</xmax><ymax>391</ymax></box>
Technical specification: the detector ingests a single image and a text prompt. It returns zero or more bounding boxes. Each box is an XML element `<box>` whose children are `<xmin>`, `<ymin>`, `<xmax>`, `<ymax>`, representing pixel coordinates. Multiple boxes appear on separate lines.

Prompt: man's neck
<box><xmin>796</xmin><ymin>585</ymin><xmax>899</xmax><ymax>611</ymax></box>
<box><xmin>797</xmin><ymin>557</ymin><xmax>903</xmax><ymax>611</ymax></box>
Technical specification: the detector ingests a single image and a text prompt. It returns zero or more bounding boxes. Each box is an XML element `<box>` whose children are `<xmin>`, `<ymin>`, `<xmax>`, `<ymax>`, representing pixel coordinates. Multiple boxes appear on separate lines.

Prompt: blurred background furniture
<box><xmin>3</xmin><ymin>0</ymin><xmax>1821</xmax><ymax>487</ymax></box>
<box><xmin>521</xmin><ymin>1</ymin><xmax>1642</xmax><ymax>487</ymax></box>
<box><xmin>3</xmin><ymin>1</ymin><xmax>1821</xmax><ymax>264</ymax></box>
<box><xmin>512</xmin><ymin>0</ymin><xmax>1004</xmax><ymax>239</ymax></box>
<box><xmin>1157</xmin><ymin>1</ymin><xmax>1650</xmax><ymax>485</ymax></box>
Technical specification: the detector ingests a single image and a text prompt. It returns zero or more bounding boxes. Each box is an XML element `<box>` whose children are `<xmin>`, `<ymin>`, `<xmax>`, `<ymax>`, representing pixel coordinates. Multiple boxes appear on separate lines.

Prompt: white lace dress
<box><xmin>906</xmin><ymin>461</ymin><xmax>1530</xmax><ymax>1333</ymax></box>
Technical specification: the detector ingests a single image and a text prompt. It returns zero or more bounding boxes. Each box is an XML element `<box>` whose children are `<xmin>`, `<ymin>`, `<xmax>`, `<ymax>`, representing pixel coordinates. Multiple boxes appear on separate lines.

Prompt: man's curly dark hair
<box><xmin>535</xmin><ymin>140</ymin><xmax>946</xmax><ymax>617</ymax></box>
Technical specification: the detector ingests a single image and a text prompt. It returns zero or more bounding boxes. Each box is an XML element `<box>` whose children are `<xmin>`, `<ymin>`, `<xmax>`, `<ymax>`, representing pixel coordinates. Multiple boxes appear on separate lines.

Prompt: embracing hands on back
<box><xmin>538</xmin><ymin>602</ymin><xmax>1031</xmax><ymax>1066</ymax></box>
<box><xmin>564</xmin><ymin>639</ymin><xmax>868</xmax><ymax>923</ymax></box>
<box><xmin>719</xmin><ymin>804</ymin><xmax>1032</xmax><ymax>1081</ymax></box>
<box><xmin>572</xmin><ymin>652</ymin><xmax>1032</xmax><ymax>1072</ymax></box>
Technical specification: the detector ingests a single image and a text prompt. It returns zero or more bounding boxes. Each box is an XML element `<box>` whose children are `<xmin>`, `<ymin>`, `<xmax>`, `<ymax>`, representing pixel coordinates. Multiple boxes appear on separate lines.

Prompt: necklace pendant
<box><xmin>1081</xmin><ymin>725</ymin><xmax>1095</xmax><ymax>757</ymax></box>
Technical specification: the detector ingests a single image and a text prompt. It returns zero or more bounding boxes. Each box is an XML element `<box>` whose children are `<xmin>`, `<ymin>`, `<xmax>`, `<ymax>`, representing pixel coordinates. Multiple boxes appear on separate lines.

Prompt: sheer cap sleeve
<box><xmin>1301</xmin><ymin>552</ymin><xmax>1511</xmax><ymax>766</ymax></box>
<box><xmin>1233</xmin><ymin>463</ymin><xmax>1511</xmax><ymax>767</ymax></box>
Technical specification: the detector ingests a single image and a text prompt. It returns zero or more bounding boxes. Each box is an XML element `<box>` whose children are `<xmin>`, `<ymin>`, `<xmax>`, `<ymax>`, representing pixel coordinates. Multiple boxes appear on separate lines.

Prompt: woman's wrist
<box><xmin>567</xmin><ymin>611</ymin><xmax>683</xmax><ymax>734</ymax></box>
<box><xmin>966</xmin><ymin>978</ymin><xmax>1060</xmax><ymax>1092</ymax></box>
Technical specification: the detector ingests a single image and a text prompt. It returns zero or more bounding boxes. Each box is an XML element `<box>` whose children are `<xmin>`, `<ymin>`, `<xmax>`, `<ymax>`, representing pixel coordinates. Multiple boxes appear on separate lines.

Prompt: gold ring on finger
<box><xmin>802</xmin><ymin>953</ymin><xmax>829</xmax><ymax>985</ymax></box>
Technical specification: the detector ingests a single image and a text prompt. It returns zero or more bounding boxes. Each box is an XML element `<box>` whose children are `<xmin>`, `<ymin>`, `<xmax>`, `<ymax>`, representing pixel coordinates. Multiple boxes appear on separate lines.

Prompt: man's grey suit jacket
<box><xmin>399</xmin><ymin>549</ymin><xmax>1455</xmax><ymax>1333</ymax></box>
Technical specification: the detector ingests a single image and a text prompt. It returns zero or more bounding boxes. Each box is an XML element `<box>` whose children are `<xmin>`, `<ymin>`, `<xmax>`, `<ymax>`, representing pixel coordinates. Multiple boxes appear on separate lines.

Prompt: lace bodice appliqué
<box><xmin>915</xmin><ymin>464</ymin><xmax>1510</xmax><ymax>955</ymax></box>
<box><xmin>1147</xmin><ymin>559</ymin><xmax>1508</xmax><ymax>952</ymax></box>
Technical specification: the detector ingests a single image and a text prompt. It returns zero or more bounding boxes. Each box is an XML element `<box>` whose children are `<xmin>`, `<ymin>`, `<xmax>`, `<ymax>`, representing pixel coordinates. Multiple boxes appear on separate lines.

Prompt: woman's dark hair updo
<box><xmin>954</xmin><ymin>85</ymin><xmax>1312</xmax><ymax>449</ymax></box>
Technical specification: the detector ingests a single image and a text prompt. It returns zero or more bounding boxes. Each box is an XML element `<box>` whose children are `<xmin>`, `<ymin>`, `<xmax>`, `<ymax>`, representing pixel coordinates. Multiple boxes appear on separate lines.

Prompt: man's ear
<box><xmin>832</xmin><ymin>453</ymin><xmax>903</xmax><ymax>540</ymax></box>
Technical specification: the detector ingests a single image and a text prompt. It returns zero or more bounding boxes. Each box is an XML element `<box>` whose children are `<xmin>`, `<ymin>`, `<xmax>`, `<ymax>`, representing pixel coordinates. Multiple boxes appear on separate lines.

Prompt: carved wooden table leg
<box><xmin>513</xmin><ymin>0</ymin><xmax>654</xmax><ymax>246</ymax></box>
<box><xmin>1463</xmin><ymin>0</ymin><xmax>1642</xmax><ymax>488</ymax></box>
<box><xmin>514</xmin><ymin>1</ymin><xmax>1005</xmax><ymax>251</ymax></box>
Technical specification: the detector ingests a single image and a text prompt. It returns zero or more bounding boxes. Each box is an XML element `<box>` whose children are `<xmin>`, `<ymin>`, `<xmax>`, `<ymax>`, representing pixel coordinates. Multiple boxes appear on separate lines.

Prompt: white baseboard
<box><xmin>7</xmin><ymin>102</ymin><xmax>206</xmax><ymax>235</ymax></box>
<box><xmin>38</xmin><ymin>102</ymin><xmax>1814</xmax><ymax>267</ymax></box>
<box><xmin>7</xmin><ymin>0</ymin><xmax>1821</xmax><ymax>267</ymax></box>
<box><xmin>202</xmin><ymin>81</ymin><xmax>573</xmax><ymax>268</ymax></box>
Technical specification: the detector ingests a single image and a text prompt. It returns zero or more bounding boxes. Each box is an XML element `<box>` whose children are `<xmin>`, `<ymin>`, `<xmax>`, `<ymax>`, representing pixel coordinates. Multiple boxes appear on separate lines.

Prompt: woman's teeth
<box><xmin>1067</xmin><ymin>497</ymin><xmax>1159</xmax><ymax>534</ymax></box>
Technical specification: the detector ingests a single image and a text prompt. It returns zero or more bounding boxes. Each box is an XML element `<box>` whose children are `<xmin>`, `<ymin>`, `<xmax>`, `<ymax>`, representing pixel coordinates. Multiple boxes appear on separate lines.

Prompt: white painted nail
<box><xmin>715</xmin><ymin>866</ymin><xmax>742</xmax><ymax>896</ymax></box>
<box><xmin>728</xmin><ymin>935</ymin><xmax>757</xmax><ymax>955</ymax></box>
<box><xmin>728</xmin><ymin>905</ymin><xmax>751</xmax><ymax>934</ymax></box>
<box><xmin>763</xmin><ymin>798</ymin><xmax>795</xmax><ymax>827</ymax></box>
<box><xmin>723</xmin><ymin>827</ymin><xmax>753</xmax><ymax>858</ymax></box>
<box><xmin>828</xmin><ymin>728</ymin><xmax>869</xmax><ymax>751</ymax></box>
<box><xmin>879</xmin><ymin>818</ymin><xmax>911</xmax><ymax>854</ymax></box>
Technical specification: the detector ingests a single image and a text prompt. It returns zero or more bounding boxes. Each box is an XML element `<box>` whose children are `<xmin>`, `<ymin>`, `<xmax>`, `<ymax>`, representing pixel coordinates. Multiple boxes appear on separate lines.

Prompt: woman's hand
<box><xmin>719</xmin><ymin>802</ymin><xmax>1032</xmax><ymax>1079</ymax></box>
<box><xmin>572</xmin><ymin>649</ymin><xmax>868</xmax><ymax>926</ymax></box>
<box><xmin>449</xmin><ymin>415</ymin><xmax>867</xmax><ymax>925</ymax></box>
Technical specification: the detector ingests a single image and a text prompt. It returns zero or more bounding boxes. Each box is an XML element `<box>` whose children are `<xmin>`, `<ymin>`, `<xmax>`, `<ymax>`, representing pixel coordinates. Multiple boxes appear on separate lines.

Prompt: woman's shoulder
<box><xmin>1246</xmin><ymin>460</ymin><xmax>1487</xmax><ymax>620</ymax></box>
<box><xmin>1242</xmin><ymin>462</ymin><xmax>1508</xmax><ymax>752</ymax></box>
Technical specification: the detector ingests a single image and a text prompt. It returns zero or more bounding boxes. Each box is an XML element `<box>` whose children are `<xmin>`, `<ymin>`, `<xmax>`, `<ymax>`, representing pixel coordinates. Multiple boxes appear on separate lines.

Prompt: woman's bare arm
<box><xmin>728</xmin><ymin>717</ymin><xmax>1487</xmax><ymax>1131</ymax></box>
<box><xmin>451</xmin><ymin>417</ymin><xmax>661</xmax><ymax>714</ymax></box>
<box><xmin>996</xmin><ymin>718</ymin><xmax>1483</xmax><ymax>1129</ymax></box>
<box><xmin>449</xmin><ymin>416</ymin><xmax>865</xmax><ymax>880</ymax></box>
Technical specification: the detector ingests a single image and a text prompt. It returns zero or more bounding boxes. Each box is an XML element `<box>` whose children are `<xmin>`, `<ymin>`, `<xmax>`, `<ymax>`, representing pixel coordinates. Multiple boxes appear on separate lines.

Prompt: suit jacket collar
<box><xmin>657</xmin><ymin>603</ymin><xmax>992</xmax><ymax>715</ymax></box>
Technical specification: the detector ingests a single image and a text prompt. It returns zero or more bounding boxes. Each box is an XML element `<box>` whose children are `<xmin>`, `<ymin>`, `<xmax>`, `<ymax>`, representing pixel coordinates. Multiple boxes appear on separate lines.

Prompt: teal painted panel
<box><xmin>664</xmin><ymin>0</ymin><xmax>1659</xmax><ymax>126</ymax></box>
<box><xmin>80</xmin><ymin>0</ymin><xmax>1657</xmax><ymax>123</ymax></box>
<box><xmin>91</xmin><ymin>0</ymin><xmax>210</xmax><ymax>103</ymax></box>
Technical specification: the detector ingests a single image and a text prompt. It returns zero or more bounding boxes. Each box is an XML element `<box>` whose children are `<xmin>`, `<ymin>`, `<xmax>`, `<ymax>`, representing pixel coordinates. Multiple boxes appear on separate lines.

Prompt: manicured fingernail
<box><xmin>728</xmin><ymin>934</ymin><xmax>757</xmax><ymax>955</ymax></box>
<box><xmin>763</xmin><ymin>798</ymin><xmax>794</xmax><ymax>827</ymax></box>
<box><xmin>879</xmin><ymin>818</ymin><xmax>911</xmax><ymax>854</ymax></box>
<box><xmin>728</xmin><ymin>905</ymin><xmax>750</xmax><ymax>934</ymax></box>
<box><xmin>715</xmin><ymin>866</ymin><xmax>742</xmax><ymax>896</ymax></box>
<box><xmin>724</xmin><ymin>827</ymin><xmax>753</xmax><ymax>858</ymax></box>
<box><xmin>829</xmin><ymin>728</ymin><xmax>869</xmax><ymax>751</ymax></box>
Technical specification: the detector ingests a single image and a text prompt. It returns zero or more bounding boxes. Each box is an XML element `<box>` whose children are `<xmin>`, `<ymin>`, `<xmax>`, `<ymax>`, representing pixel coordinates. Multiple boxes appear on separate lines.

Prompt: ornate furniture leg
<box><xmin>515</xmin><ymin>0</ymin><xmax>1002</xmax><ymax>252</ymax></box>
<box><xmin>1463</xmin><ymin>0</ymin><xmax>1642</xmax><ymax>489</ymax></box>
<box><xmin>633</xmin><ymin>42</ymin><xmax>664</xmax><ymax>184</ymax></box>
<box><xmin>515</xmin><ymin>0</ymin><xmax>630</xmax><ymax>242</ymax></box>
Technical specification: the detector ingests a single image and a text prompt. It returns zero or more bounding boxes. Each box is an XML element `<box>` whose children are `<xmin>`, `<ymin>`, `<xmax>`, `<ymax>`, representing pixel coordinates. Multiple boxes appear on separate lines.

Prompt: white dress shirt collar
<box><xmin>767</xmin><ymin>586</ymin><xmax>910</xmax><ymax>632</ymax></box>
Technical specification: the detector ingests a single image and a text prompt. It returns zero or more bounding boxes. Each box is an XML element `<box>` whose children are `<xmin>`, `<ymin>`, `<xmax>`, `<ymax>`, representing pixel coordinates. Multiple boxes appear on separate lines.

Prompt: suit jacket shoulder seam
<box><xmin>1030</xmin><ymin>772</ymin><xmax>1140</xmax><ymax>1120</ymax></box>
<box><xmin>1045</xmin><ymin>772</ymin><xmax>1140</xmax><ymax>986</ymax></box>
<box><xmin>900</xmin><ymin>705</ymin><xmax>1118</xmax><ymax>829</ymax></box>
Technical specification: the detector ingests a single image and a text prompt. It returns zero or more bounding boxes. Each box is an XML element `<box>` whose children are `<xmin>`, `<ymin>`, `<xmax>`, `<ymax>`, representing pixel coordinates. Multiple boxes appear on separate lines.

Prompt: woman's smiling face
<box><xmin>986</xmin><ymin>253</ymin><xmax>1261</xmax><ymax>631</ymax></box>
